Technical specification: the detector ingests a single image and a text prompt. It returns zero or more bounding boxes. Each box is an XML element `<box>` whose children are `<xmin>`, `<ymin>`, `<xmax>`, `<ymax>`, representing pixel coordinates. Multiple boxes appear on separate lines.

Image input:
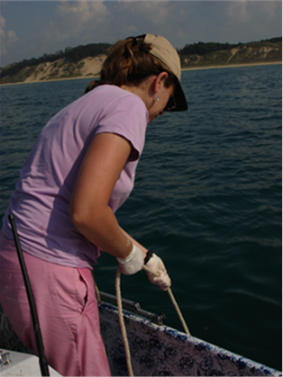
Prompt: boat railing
<box><xmin>99</xmin><ymin>291</ymin><xmax>165</xmax><ymax>326</ymax></box>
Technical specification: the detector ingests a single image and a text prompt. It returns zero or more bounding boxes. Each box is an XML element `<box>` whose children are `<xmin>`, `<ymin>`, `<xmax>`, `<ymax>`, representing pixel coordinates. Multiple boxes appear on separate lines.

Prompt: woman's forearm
<box><xmin>71</xmin><ymin>205</ymin><xmax>133</xmax><ymax>259</ymax></box>
<box><xmin>119</xmin><ymin>227</ymin><xmax>148</xmax><ymax>258</ymax></box>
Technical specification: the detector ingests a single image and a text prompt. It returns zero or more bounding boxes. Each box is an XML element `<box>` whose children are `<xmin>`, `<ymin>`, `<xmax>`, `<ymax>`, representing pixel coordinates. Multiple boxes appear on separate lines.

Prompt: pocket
<box><xmin>76</xmin><ymin>268</ymin><xmax>89</xmax><ymax>314</ymax></box>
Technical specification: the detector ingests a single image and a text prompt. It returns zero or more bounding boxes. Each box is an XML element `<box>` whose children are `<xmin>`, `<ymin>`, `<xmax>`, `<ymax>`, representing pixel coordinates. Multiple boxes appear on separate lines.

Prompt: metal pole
<box><xmin>8</xmin><ymin>214</ymin><xmax>50</xmax><ymax>376</ymax></box>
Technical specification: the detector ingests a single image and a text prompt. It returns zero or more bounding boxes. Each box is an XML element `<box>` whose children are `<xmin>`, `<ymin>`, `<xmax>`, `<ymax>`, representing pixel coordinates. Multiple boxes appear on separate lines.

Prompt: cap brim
<box><xmin>169</xmin><ymin>80</ymin><xmax>188</xmax><ymax>112</ymax></box>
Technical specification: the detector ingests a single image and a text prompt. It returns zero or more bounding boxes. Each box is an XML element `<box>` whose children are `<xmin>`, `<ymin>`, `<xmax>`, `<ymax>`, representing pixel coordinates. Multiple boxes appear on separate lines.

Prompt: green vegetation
<box><xmin>178</xmin><ymin>37</ymin><xmax>281</xmax><ymax>56</ymax></box>
<box><xmin>178</xmin><ymin>42</ymin><xmax>237</xmax><ymax>56</ymax></box>
<box><xmin>1</xmin><ymin>65</ymin><xmax>37</xmax><ymax>83</ymax></box>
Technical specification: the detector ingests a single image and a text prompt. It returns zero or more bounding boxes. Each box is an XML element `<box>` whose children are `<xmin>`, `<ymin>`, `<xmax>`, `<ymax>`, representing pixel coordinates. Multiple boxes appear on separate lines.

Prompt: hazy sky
<box><xmin>1</xmin><ymin>0</ymin><xmax>282</xmax><ymax>67</ymax></box>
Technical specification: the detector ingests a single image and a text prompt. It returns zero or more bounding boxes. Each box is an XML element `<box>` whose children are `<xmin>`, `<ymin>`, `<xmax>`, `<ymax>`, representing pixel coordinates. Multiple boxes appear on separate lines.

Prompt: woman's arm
<box><xmin>70</xmin><ymin>132</ymin><xmax>171</xmax><ymax>288</ymax></box>
<box><xmin>70</xmin><ymin>132</ymin><xmax>135</xmax><ymax>259</ymax></box>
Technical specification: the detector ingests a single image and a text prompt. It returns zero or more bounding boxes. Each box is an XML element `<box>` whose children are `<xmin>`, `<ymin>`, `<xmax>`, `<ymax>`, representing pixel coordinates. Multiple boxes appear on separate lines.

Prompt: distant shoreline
<box><xmin>182</xmin><ymin>61</ymin><xmax>282</xmax><ymax>71</ymax></box>
<box><xmin>1</xmin><ymin>61</ymin><xmax>281</xmax><ymax>87</ymax></box>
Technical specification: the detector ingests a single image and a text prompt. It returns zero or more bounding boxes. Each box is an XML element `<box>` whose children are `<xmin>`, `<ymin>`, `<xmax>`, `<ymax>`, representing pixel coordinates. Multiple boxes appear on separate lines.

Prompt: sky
<box><xmin>0</xmin><ymin>0</ymin><xmax>282</xmax><ymax>68</ymax></box>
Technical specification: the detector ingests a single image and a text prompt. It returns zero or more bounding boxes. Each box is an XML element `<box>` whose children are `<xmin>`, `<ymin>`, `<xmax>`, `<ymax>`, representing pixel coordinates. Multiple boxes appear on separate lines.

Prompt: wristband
<box><xmin>144</xmin><ymin>249</ymin><xmax>154</xmax><ymax>265</ymax></box>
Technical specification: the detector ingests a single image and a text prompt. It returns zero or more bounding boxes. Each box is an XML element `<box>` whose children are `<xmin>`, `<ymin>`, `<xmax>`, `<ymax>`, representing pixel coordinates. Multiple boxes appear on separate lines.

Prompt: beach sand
<box><xmin>182</xmin><ymin>61</ymin><xmax>282</xmax><ymax>71</ymax></box>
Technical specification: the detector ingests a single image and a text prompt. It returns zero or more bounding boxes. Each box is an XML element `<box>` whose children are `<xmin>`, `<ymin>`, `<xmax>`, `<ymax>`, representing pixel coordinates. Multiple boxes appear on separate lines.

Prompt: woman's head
<box><xmin>100</xmin><ymin>36</ymin><xmax>175</xmax><ymax>88</ymax></box>
<box><xmin>85</xmin><ymin>34</ymin><xmax>188</xmax><ymax>112</ymax></box>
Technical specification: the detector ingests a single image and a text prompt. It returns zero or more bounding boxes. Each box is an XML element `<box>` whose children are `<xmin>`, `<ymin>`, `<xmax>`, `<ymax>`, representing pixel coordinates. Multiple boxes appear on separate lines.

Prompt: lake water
<box><xmin>0</xmin><ymin>64</ymin><xmax>281</xmax><ymax>371</ymax></box>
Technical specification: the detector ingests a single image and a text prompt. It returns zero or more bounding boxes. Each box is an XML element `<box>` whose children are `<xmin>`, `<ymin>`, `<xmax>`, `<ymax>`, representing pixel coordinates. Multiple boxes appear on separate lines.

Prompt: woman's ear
<box><xmin>154</xmin><ymin>72</ymin><xmax>169</xmax><ymax>93</ymax></box>
<box><xmin>158</xmin><ymin>71</ymin><xmax>169</xmax><ymax>82</ymax></box>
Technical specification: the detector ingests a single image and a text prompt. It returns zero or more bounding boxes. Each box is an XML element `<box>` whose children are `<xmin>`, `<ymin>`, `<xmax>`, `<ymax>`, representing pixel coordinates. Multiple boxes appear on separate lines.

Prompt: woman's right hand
<box><xmin>116</xmin><ymin>243</ymin><xmax>144</xmax><ymax>275</ymax></box>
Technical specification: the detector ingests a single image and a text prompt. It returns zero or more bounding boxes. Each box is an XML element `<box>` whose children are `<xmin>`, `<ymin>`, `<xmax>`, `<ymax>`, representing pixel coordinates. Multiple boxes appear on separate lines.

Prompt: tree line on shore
<box><xmin>0</xmin><ymin>37</ymin><xmax>281</xmax><ymax>80</ymax></box>
<box><xmin>179</xmin><ymin>37</ymin><xmax>281</xmax><ymax>55</ymax></box>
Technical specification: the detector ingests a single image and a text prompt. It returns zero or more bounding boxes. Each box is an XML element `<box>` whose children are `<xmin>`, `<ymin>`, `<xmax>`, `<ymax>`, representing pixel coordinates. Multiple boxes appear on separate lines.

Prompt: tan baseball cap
<box><xmin>143</xmin><ymin>34</ymin><xmax>188</xmax><ymax>112</ymax></box>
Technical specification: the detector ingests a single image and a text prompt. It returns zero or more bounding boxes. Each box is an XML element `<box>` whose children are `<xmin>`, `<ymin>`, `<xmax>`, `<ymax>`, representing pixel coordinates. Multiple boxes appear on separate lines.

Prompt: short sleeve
<box><xmin>94</xmin><ymin>93</ymin><xmax>148</xmax><ymax>161</ymax></box>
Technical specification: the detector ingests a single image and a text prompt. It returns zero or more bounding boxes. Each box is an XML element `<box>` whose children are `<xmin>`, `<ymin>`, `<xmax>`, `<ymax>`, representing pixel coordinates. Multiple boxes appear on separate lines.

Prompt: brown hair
<box><xmin>85</xmin><ymin>36</ymin><xmax>176</xmax><ymax>94</ymax></box>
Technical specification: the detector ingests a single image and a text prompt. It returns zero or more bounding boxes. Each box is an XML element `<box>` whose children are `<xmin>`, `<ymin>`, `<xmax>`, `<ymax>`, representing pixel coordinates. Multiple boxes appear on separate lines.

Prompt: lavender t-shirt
<box><xmin>2</xmin><ymin>85</ymin><xmax>148</xmax><ymax>268</ymax></box>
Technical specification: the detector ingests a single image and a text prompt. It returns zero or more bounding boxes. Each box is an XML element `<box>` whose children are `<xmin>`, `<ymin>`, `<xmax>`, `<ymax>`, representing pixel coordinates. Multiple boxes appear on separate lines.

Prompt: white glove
<box><xmin>145</xmin><ymin>253</ymin><xmax>171</xmax><ymax>291</ymax></box>
<box><xmin>116</xmin><ymin>243</ymin><xmax>144</xmax><ymax>275</ymax></box>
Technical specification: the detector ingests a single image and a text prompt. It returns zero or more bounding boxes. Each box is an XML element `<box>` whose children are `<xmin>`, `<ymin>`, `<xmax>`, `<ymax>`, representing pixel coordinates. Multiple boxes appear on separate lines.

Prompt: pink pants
<box><xmin>0</xmin><ymin>233</ymin><xmax>111</xmax><ymax>376</ymax></box>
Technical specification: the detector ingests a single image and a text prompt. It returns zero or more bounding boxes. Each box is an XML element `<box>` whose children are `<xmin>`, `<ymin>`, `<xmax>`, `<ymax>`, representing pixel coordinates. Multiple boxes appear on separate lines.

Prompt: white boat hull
<box><xmin>0</xmin><ymin>349</ymin><xmax>61</xmax><ymax>376</ymax></box>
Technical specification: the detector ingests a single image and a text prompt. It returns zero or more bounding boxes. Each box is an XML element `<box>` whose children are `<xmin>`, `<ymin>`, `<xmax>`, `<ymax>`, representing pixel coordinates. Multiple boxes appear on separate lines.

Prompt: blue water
<box><xmin>0</xmin><ymin>65</ymin><xmax>281</xmax><ymax>371</ymax></box>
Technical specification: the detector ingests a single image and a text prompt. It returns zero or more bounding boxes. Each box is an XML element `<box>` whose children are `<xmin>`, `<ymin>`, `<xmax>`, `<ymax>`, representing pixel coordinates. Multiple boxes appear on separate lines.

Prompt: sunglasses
<box><xmin>164</xmin><ymin>96</ymin><xmax>177</xmax><ymax>111</ymax></box>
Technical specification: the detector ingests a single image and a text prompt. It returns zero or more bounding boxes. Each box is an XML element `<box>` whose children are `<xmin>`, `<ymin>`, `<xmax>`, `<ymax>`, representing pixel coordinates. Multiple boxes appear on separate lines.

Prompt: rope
<box><xmin>94</xmin><ymin>281</ymin><xmax>101</xmax><ymax>305</ymax></box>
<box><xmin>115</xmin><ymin>265</ymin><xmax>191</xmax><ymax>376</ymax></box>
<box><xmin>166</xmin><ymin>287</ymin><xmax>191</xmax><ymax>336</ymax></box>
<box><xmin>115</xmin><ymin>268</ymin><xmax>134</xmax><ymax>377</ymax></box>
<box><xmin>142</xmin><ymin>264</ymin><xmax>191</xmax><ymax>335</ymax></box>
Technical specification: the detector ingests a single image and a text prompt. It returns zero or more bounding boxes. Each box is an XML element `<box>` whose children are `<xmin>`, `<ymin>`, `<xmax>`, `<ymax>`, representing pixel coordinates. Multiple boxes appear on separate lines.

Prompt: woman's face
<box><xmin>148</xmin><ymin>83</ymin><xmax>175</xmax><ymax>123</ymax></box>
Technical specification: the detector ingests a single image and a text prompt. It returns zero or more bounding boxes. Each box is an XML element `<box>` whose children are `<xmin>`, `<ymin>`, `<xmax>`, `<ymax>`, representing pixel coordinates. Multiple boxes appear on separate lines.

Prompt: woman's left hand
<box><xmin>145</xmin><ymin>254</ymin><xmax>171</xmax><ymax>291</ymax></box>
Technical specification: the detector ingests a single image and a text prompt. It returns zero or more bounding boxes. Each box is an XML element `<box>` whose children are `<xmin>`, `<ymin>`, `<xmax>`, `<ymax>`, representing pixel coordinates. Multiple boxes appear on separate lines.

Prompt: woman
<box><xmin>0</xmin><ymin>34</ymin><xmax>188</xmax><ymax>376</ymax></box>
